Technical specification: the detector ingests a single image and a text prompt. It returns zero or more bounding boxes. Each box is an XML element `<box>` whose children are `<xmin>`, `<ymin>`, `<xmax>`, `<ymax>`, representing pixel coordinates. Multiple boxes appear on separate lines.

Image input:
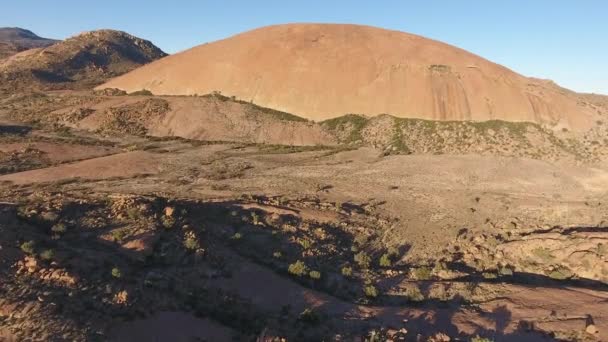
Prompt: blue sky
<box><xmin>2</xmin><ymin>1</ymin><xmax>606</xmax><ymax>94</ymax></box>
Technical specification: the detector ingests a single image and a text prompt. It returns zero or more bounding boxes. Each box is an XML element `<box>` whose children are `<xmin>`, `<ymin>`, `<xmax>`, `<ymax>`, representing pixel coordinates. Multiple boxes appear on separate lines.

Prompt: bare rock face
<box><xmin>100</xmin><ymin>23</ymin><xmax>604</xmax><ymax>130</ymax></box>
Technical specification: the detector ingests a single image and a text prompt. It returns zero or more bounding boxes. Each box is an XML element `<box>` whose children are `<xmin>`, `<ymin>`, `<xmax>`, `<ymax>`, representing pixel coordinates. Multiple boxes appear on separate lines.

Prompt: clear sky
<box><xmin>2</xmin><ymin>0</ymin><xmax>606</xmax><ymax>94</ymax></box>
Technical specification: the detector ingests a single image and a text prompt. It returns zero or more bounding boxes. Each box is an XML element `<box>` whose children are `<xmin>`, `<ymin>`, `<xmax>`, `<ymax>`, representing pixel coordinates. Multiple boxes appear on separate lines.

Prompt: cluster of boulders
<box><xmin>14</xmin><ymin>256</ymin><xmax>78</xmax><ymax>287</ymax></box>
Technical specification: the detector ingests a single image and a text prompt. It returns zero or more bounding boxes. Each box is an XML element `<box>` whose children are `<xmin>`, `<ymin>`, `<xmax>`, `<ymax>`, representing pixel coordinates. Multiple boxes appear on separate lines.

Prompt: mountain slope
<box><xmin>0</xmin><ymin>27</ymin><xmax>58</xmax><ymax>59</ymax></box>
<box><xmin>99</xmin><ymin>23</ymin><xmax>604</xmax><ymax>131</ymax></box>
<box><xmin>0</xmin><ymin>29</ymin><xmax>166</xmax><ymax>90</ymax></box>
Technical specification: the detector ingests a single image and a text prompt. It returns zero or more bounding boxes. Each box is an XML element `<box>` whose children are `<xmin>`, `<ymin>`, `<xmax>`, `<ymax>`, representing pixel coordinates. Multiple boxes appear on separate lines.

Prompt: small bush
<box><xmin>413</xmin><ymin>266</ymin><xmax>432</xmax><ymax>280</ymax></box>
<box><xmin>231</xmin><ymin>232</ymin><xmax>242</xmax><ymax>240</ymax></box>
<box><xmin>111</xmin><ymin>267</ymin><xmax>122</xmax><ymax>278</ymax></box>
<box><xmin>364</xmin><ymin>285</ymin><xmax>378</xmax><ymax>298</ymax></box>
<box><xmin>354</xmin><ymin>251</ymin><xmax>371</xmax><ymax>269</ymax></box>
<box><xmin>51</xmin><ymin>223</ymin><xmax>67</xmax><ymax>234</ymax></box>
<box><xmin>341</xmin><ymin>266</ymin><xmax>353</xmax><ymax>277</ymax></box>
<box><xmin>126</xmin><ymin>207</ymin><xmax>141</xmax><ymax>220</ymax></box>
<box><xmin>20</xmin><ymin>240</ymin><xmax>36</xmax><ymax>254</ymax></box>
<box><xmin>309</xmin><ymin>270</ymin><xmax>321</xmax><ymax>280</ymax></box>
<box><xmin>288</xmin><ymin>260</ymin><xmax>308</xmax><ymax>276</ymax></box>
<box><xmin>298</xmin><ymin>308</ymin><xmax>320</xmax><ymax>325</ymax></box>
<box><xmin>184</xmin><ymin>237</ymin><xmax>199</xmax><ymax>251</ymax></box>
<box><xmin>161</xmin><ymin>216</ymin><xmax>176</xmax><ymax>229</ymax></box>
<box><xmin>111</xmin><ymin>228</ymin><xmax>129</xmax><ymax>242</ymax></box>
<box><xmin>405</xmin><ymin>285</ymin><xmax>425</xmax><ymax>302</ymax></box>
<box><xmin>40</xmin><ymin>249</ymin><xmax>55</xmax><ymax>261</ymax></box>
<box><xmin>272</xmin><ymin>251</ymin><xmax>282</xmax><ymax>258</ymax></box>
<box><xmin>129</xmin><ymin>89</ymin><xmax>154</xmax><ymax>96</ymax></box>
<box><xmin>471</xmin><ymin>336</ymin><xmax>493</xmax><ymax>342</ymax></box>
<box><xmin>379</xmin><ymin>253</ymin><xmax>392</xmax><ymax>267</ymax></box>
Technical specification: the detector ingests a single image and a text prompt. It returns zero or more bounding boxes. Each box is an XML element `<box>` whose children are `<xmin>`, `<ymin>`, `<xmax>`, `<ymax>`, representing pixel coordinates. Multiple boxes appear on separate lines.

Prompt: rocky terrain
<box><xmin>0</xmin><ymin>30</ymin><xmax>166</xmax><ymax>93</ymax></box>
<box><xmin>0</xmin><ymin>25</ymin><xmax>607</xmax><ymax>342</ymax></box>
<box><xmin>0</xmin><ymin>28</ymin><xmax>58</xmax><ymax>59</ymax></box>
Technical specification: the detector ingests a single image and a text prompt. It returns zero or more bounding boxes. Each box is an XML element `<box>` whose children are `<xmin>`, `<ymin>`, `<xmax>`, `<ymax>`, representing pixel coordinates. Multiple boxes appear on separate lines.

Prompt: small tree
<box><xmin>309</xmin><ymin>270</ymin><xmax>321</xmax><ymax>280</ymax></box>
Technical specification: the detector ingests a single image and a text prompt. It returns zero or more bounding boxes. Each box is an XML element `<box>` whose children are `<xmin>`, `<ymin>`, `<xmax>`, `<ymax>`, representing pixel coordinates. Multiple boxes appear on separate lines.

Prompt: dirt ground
<box><xmin>0</xmin><ymin>121</ymin><xmax>606</xmax><ymax>341</ymax></box>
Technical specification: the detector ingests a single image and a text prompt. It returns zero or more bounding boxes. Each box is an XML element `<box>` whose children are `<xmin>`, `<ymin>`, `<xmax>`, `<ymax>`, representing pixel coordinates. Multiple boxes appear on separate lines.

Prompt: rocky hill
<box><xmin>0</xmin><ymin>27</ymin><xmax>58</xmax><ymax>59</ymax></box>
<box><xmin>99</xmin><ymin>23</ymin><xmax>606</xmax><ymax>131</ymax></box>
<box><xmin>0</xmin><ymin>30</ymin><xmax>166</xmax><ymax>92</ymax></box>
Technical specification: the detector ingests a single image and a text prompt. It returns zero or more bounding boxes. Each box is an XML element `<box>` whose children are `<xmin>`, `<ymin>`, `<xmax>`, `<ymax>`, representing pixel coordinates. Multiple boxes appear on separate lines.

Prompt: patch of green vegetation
<box><xmin>532</xmin><ymin>247</ymin><xmax>555</xmax><ymax>263</ymax></box>
<box><xmin>257</xmin><ymin>144</ymin><xmax>331</xmax><ymax>154</ymax></box>
<box><xmin>404</xmin><ymin>285</ymin><xmax>424</xmax><ymax>302</ymax></box>
<box><xmin>51</xmin><ymin>223</ymin><xmax>67</xmax><ymax>234</ymax></box>
<box><xmin>309</xmin><ymin>270</ymin><xmax>321</xmax><ymax>280</ymax></box>
<box><xmin>288</xmin><ymin>260</ymin><xmax>308</xmax><ymax>276</ymax></box>
<box><xmin>203</xmin><ymin>92</ymin><xmax>309</xmax><ymax>122</ymax></box>
<box><xmin>429</xmin><ymin>64</ymin><xmax>451</xmax><ymax>72</ymax></box>
<box><xmin>471</xmin><ymin>336</ymin><xmax>494</xmax><ymax>342</ymax></box>
<box><xmin>40</xmin><ymin>249</ymin><xmax>55</xmax><ymax>261</ymax></box>
<box><xmin>128</xmin><ymin>89</ymin><xmax>154</xmax><ymax>96</ymax></box>
<box><xmin>111</xmin><ymin>228</ymin><xmax>129</xmax><ymax>242</ymax></box>
<box><xmin>341</xmin><ymin>266</ymin><xmax>353</xmax><ymax>277</ymax></box>
<box><xmin>364</xmin><ymin>284</ymin><xmax>378</xmax><ymax>298</ymax></box>
<box><xmin>548</xmin><ymin>266</ymin><xmax>573</xmax><ymax>280</ymax></box>
<box><xmin>354</xmin><ymin>251</ymin><xmax>371</xmax><ymax>269</ymax></box>
<box><xmin>379</xmin><ymin>253</ymin><xmax>392</xmax><ymax>267</ymax></box>
<box><xmin>413</xmin><ymin>266</ymin><xmax>432</xmax><ymax>280</ymax></box>
<box><xmin>320</xmin><ymin>114</ymin><xmax>369</xmax><ymax>144</ymax></box>
<box><xmin>20</xmin><ymin>240</ymin><xmax>36</xmax><ymax>254</ymax></box>
<box><xmin>298</xmin><ymin>308</ymin><xmax>321</xmax><ymax>325</ymax></box>
<box><xmin>111</xmin><ymin>267</ymin><xmax>122</xmax><ymax>278</ymax></box>
<box><xmin>183</xmin><ymin>237</ymin><xmax>200</xmax><ymax>251</ymax></box>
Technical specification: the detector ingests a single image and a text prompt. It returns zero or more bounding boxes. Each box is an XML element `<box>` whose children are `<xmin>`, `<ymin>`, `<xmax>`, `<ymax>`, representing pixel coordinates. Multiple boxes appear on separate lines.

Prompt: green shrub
<box><xmin>126</xmin><ymin>207</ymin><xmax>141</xmax><ymax>220</ymax></box>
<box><xmin>40</xmin><ymin>249</ymin><xmax>55</xmax><ymax>261</ymax></box>
<box><xmin>309</xmin><ymin>270</ymin><xmax>321</xmax><ymax>280</ymax></box>
<box><xmin>272</xmin><ymin>251</ymin><xmax>282</xmax><ymax>258</ymax></box>
<box><xmin>341</xmin><ymin>266</ymin><xmax>353</xmax><ymax>277</ymax></box>
<box><xmin>471</xmin><ymin>336</ymin><xmax>493</xmax><ymax>342</ymax></box>
<box><xmin>298</xmin><ymin>308</ymin><xmax>320</xmax><ymax>325</ymax></box>
<box><xmin>111</xmin><ymin>228</ymin><xmax>129</xmax><ymax>242</ymax></box>
<box><xmin>354</xmin><ymin>251</ymin><xmax>371</xmax><ymax>269</ymax></box>
<box><xmin>111</xmin><ymin>267</ymin><xmax>122</xmax><ymax>278</ymax></box>
<box><xmin>405</xmin><ymin>285</ymin><xmax>424</xmax><ymax>302</ymax></box>
<box><xmin>231</xmin><ymin>232</ymin><xmax>242</xmax><ymax>240</ymax></box>
<box><xmin>20</xmin><ymin>240</ymin><xmax>36</xmax><ymax>254</ymax></box>
<box><xmin>161</xmin><ymin>216</ymin><xmax>176</xmax><ymax>229</ymax></box>
<box><xmin>129</xmin><ymin>89</ymin><xmax>154</xmax><ymax>96</ymax></box>
<box><xmin>51</xmin><ymin>223</ymin><xmax>67</xmax><ymax>234</ymax></box>
<box><xmin>288</xmin><ymin>260</ymin><xmax>308</xmax><ymax>276</ymax></box>
<box><xmin>184</xmin><ymin>237</ymin><xmax>199</xmax><ymax>251</ymax></box>
<box><xmin>413</xmin><ymin>266</ymin><xmax>432</xmax><ymax>280</ymax></box>
<box><xmin>364</xmin><ymin>285</ymin><xmax>378</xmax><ymax>298</ymax></box>
<box><xmin>379</xmin><ymin>253</ymin><xmax>392</xmax><ymax>267</ymax></box>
